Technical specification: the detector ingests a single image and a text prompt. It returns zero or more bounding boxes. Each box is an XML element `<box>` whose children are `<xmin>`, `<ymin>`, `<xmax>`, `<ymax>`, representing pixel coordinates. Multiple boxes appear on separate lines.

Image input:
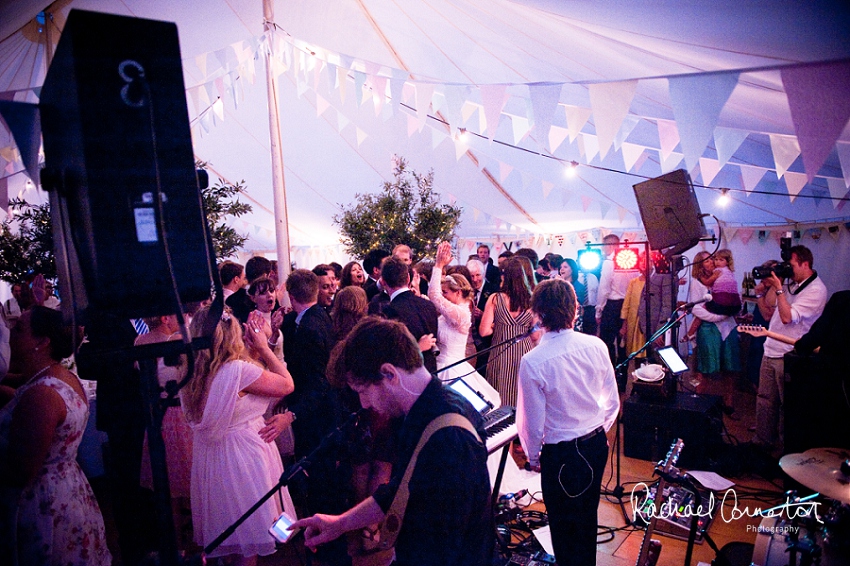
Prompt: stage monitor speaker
<box><xmin>633</xmin><ymin>170</ymin><xmax>706</xmax><ymax>256</ymax></box>
<box><xmin>40</xmin><ymin>10</ymin><xmax>213</xmax><ymax>319</ymax></box>
<box><xmin>623</xmin><ymin>392</ymin><xmax>722</xmax><ymax>469</ymax></box>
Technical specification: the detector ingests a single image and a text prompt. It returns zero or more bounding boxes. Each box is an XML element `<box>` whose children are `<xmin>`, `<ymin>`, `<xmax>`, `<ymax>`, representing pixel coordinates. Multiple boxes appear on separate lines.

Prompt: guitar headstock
<box><xmin>737</xmin><ymin>324</ymin><xmax>767</xmax><ymax>337</ymax></box>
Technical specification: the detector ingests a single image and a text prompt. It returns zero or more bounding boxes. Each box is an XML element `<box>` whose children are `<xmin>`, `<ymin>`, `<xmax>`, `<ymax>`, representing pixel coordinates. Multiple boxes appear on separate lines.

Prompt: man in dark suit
<box><xmin>380</xmin><ymin>256</ymin><xmax>439</xmax><ymax>374</ymax></box>
<box><xmin>280</xmin><ymin>269</ymin><xmax>349</xmax><ymax>565</ymax></box>
<box><xmin>280</xmin><ymin>269</ymin><xmax>339</xmax><ymax>456</ymax></box>
<box><xmin>477</xmin><ymin>244</ymin><xmax>501</xmax><ymax>286</ymax></box>
<box><xmin>363</xmin><ymin>248</ymin><xmax>390</xmax><ymax>301</ymax></box>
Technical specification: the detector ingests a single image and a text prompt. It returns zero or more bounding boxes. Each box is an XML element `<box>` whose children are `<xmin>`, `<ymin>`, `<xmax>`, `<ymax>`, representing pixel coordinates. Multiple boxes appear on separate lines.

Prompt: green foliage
<box><xmin>0</xmin><ymin>199</ymin><xmax>55</xmax><ymax>283</ymax></box>
<box><xmin>334</xmin><ymin>156</ymin><xmax>462</xmax><ymax>259</ymax></box>
<box><xmin>0</xmin><ymin>168</ymin><xmax>252</xmax><ymax>283</ymax></box>
<box><xmin>201</xmin><ymin>178</ymin><xmax>253</xmax><ymax>261</ymax></box>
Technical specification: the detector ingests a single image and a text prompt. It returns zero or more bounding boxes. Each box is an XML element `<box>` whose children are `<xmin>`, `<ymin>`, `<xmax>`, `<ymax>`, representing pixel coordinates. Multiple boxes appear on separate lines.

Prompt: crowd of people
<box><xmin>0</xmin><ymin>239</ymin><xmax>842</xmax><ymax>566</ymax></box>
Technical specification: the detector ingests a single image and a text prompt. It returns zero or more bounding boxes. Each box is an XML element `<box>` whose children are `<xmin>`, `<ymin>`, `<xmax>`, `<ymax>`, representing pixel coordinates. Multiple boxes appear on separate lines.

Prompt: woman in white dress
<box><xmin>429</xmin><ymin>242</ymin><xmax>501</xmax><ymax>407</ymax></box>
<box><xmin>180</xmin><ymin>306</ymin><xmax>294</xmax><ymax>566</ymax></box>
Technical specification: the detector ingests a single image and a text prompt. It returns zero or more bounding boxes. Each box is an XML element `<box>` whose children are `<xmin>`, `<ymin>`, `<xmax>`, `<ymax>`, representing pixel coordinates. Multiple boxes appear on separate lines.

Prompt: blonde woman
<box><xmin>181</xmin><ymin>307</ymin><xmax>294</xmax><ymax>566</ymax></box>
<box><xmin>430</xmin><ymin>242</ymin><xmax>501</xmax><ymax>406</ymax></box>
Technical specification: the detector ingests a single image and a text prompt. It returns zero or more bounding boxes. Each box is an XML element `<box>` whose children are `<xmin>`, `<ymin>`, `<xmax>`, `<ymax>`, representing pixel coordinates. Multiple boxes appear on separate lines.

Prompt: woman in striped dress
<box><xmin>479</xmin><ymin>257</ymin><xmax>536</xmax><ymax>406</ymax></box>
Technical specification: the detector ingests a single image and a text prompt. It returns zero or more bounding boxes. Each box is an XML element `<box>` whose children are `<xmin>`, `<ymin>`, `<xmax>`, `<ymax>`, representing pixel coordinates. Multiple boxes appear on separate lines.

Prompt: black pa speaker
<box><xmin>40</xmin><ymin>10</ymin><xmax>213</xmax><ymax>319</ymax></box>
<box><xmin>633</xmin><ymin>170</ymin><xmax>706</xmax><ymax>256</ymax></box>
<box><xmin>623</xmin><ymin>392</ymin><xmax>722</xmax><ymax>469</ymax></box>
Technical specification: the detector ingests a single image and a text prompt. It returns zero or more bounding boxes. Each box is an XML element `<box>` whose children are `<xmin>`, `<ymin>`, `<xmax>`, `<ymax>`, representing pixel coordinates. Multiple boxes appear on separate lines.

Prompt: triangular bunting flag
<box><xmin>432</xmin><ymin>127</ymin><xmax>448</xmax><ymax>149</ymax></box>
<box><xmin>769</xmin><ymin>134</ymin><xmax>801</xmax><ymax>179</ymax></box>
<box><xmin>784</xmin><ymin>171</ymin><xmax>808</xmax><ymax>202</ymax></box>
<box><xmin>739</xmin><ymin>164</ymin><xmax>767</xmax><ymax>193</ymax></box>
<box><xmin>480</xmin><ymin>84</ymin><xmax>508</xmax><ymax>137</ymax></box>
<box><xmin>581</xmin><ymin>195</ymin><xmax>592</xmax><ymax>211</ymax></box>
<box><xmin>549</xmin><ymin>125</ymin><xmax>570</xmax><ymax>154</ymax></box>
<box><xmin>499</xmin><ymin>162</ymin><xmax>513</xmax><ymax>182</ymax></box>
<box><xmin>827</xmin><ymin>177</ymin><xmax>849</xmax><ymax>209</ymax></box>
<box><xmin>356</xmin><ymin>127</ymin><xmax>367</xmax><ymax>147</ymax></box>
<box><xmin>660</xmin><ymin>151</ymin><xmax>683</xmax><ymax>173</ymax></box>
<box><xmin>353</xmin><ymin>71</ymin><xmax>367</xmax><ymax>106</ymax></box>
<box><xmin>560</xmin><ymin>188</ymin><xmax>572</xmax><ymax>207</ymax></box>
<box><xmin>407</xmin><ymin>114</ymin><xmax>419</xmax><ymax>137</ymax></box>
<box><xmin>737</xmin><ymin>228</ymin><xmax>754</xmax><ymax>245</ymax></box>
<box><xmin>212</xmin><ymin>98</ymin><xmax>224</xmax><ymax>122</ymax></box>
<box><xmin>528</xmin><ymin>83</ymin><xmax>562</xmax><ymax>144</ymax></box>
<box><xmin>195</xmin><ymin>53</ymin><xmax>208</xmax><ymax>79</ymax></box>
<box><xmin>337</xmin><ymin>66</ymin><xmax>348</xmax><ymax>104</ymax></box>
<box><xmin>657</xmin><ymin>119</ymin><xmax>680</xmax><ymax>160</ymax></box>
<box><xmin>613</xmin><ymin>115</ymin><xmax>640</xmax><ymax>151</ymax></box>
<box><xmin>782</xmin><ymin>61</ymin><xmax>850</xmax><ymax>182</ymax></box>
<box><xmin>461</xmin><ymin>101</ymin><xmax>478</xmax><ymax>125</ymax></box>
<box><xmin>713</xmin><ymin>127</ymin><xmax>748</xmax><ymax>168</ymax></box>
<box><xmin>836</xmin><ymin>142</ymin><xmax>850</xmax><ymax>188</ymax></box>
<box><xmin>473</xmin><ymin>208</ymin><xmax>481</xmax><ymax>222</ymax></box>
<box><xmin>588</xmin><ymin>80</ymin><xmax>638</xmax><ymax>159</ymax></box>
<box><xmin>810</xmin><ymin>188</ymin><xmax>828</xmax><ymax>209</ymax></box>
<box><xmin>390</xmin><ymin>72</ymin><xmax>406</xmax><ymax>113</ymax></box>
<box><xmin>520</xmin><ymin>172</ymin><xmax>534</xmax><ymax>190</ymax></box>
<box><xmin>725</xmin><ymin>226</ymin><xmax>738</xmax><ymax>242</ymax></box>
<box><xmin>828</xmin><ymin>225</ymin><xmax>841</xmax><ymax>241</ymax></box>
<box><xmin>0</xmin><ymin>102</ymin><xmax>40</xmax><ymax>184</ymax></box>
<box><xmin>621</xmin><ymin>142</ymin><xmax>645</xmax><ymax>172</ymax></box>
<box><xmin>455</xmin><ymin>139</ymin><xmax>468</xmax><ymax>161</ymax></box>
<box><xmin>699</xmin><ymin>157</ymin><xmax>721</xmax><ymax>185</ymax></box>
<box><xmin>337</xmin><ymin>112</ymin><xmax>350</xmax><ymax>133</ymax></box>
<box><xmin>668</xmin><ymin>72</ymin><xmax>739</xmax><ymax>171</ymax></box>
<box><xmin>316</xmin><ymin>94</ymin><xmax>330</xmax><ymax>117</ymax></box>
<box><xmin>542</xmin><ymin>180</ymin><xmax>555</xmax><ymax>199</ymax></box>
<box><xmin>564</xmin><ymin>105</ymin><xmax>592</xmax><ymax>142</ymax></box>
<box><xmin>510</xmin><ymin>114</ymin><xmax>533</xmax><ymax>145</ymax></box>
<box><xmin>599</xmin><ymin>202</ymin><xmax>611</xmax><ymax>219</ymax></box>
<box><xmin>581</xmin><ymin>133</ymin><xmax>599</xmax><ymax>163</ymax></box>
<box><xmin>618</xmin><ymin>206</ymin><xmax>628</xmax><ymax>223</ymax></box>
<box><xmin>415</xmin><ymin>83</ymin><xmax>435</xmax><ymax>123</ymax></box>
<box><xmin>373</xmin><ymin>75</ymin><xmax>387</xmax><ymax>116</ymax></box>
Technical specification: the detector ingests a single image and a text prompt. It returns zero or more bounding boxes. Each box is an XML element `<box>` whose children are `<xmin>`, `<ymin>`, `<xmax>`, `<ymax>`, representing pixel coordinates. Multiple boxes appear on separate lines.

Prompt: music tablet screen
<box><xmin>448</xmin><ymin>379</ymin><xmax>490</xmax><ymax>413</ymax></box>
<box><xmin>656</xmin><ymin>346</ymin><xmax>689</xmax><ymax>374</ymax></box>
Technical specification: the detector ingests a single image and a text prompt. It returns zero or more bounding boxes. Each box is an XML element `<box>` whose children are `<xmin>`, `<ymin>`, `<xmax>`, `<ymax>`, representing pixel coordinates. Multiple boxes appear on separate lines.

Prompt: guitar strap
<box><xmin>378</xmin><ymin>412</ymin><xmax>481</xmax><ymax>551</ymax></box>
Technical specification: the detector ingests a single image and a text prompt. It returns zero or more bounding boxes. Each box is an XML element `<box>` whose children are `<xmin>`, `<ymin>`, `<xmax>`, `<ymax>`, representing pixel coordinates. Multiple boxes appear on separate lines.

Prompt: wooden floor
<box><xmin>257</xmin><ymin>377</ymin><xmax>785</xmax><ymax>566</ymax></box>
<box><xmin>92</xmin><ymin>372</ymin><xmax>786</xmax><ymax>566</ymax></box>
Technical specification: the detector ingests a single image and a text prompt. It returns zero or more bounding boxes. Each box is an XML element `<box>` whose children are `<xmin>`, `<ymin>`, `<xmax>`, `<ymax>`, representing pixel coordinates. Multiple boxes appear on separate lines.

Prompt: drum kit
<box><xmin>751</xmin><ymin>447</ymin><xmax>850</xmax><ymax>566</ymax></box>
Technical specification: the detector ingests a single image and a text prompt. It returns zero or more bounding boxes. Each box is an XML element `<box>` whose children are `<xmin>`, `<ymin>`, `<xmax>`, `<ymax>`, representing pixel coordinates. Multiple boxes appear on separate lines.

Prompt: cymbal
<box><xmin>779</xmin><ymin>447</ymin><xmax>850</xmax><ymax>504</ymax></box>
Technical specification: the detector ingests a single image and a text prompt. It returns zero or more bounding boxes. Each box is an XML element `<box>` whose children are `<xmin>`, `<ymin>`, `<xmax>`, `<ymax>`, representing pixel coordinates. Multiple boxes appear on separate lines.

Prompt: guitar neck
<box><xmin>635</xmin><ymin>439</ymin><xmax>684</xmax><ymax>566</ymax></box>
<box><xmin>737</xmin><ymin>325</ymin><xmax>797</xmax><ymax>346</ymax></box>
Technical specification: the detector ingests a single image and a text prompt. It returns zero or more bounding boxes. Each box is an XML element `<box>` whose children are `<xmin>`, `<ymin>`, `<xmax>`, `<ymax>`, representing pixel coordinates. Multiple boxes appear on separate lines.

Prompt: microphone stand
<box><xmin>603</xmin><ymin>306</ymin><xmax>690</xmax><ymax>526</ymax></box>
<box><xmin>199</xmin><ymin>410</ymin><xmax>364</xmax><ymax>559</ymax></box>
<box><xmin>434</xmin><ymin>325</ymin><xmax>537</xmax><ymax>385</ymax></box>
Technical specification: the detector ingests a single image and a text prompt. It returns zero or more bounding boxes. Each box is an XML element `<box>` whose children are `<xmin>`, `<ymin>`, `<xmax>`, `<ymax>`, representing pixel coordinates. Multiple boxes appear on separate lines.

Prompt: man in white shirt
<box><xmin>754</xmin><ymin>245</ymin><xmax>827</xmax><ymax>455</ymax></box>
<box><xmin>517</xmin><ymin>279</ymin><xmax>620</xmax><ymax>566</ymax></box>
<box><xmin>596</xmin><ymin>234</ymin><xmax>635</xmax><ymax>368</ymax></box>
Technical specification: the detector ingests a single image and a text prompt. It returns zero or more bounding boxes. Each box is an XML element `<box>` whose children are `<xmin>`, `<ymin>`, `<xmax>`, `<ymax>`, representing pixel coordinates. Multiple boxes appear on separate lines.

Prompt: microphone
<box><xmin>678</xmin><ymin>294</ymin><xmax>712</xmax><ymax>311</ymax></box>
<box><xmin>513</xmin><ymin>323</ymin><xmax>541</xmax><ymax>343</ymax></box>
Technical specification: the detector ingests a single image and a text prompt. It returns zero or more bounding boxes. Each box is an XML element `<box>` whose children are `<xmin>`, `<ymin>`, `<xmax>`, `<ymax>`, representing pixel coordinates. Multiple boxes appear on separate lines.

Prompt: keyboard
<box><xmin>483</xmin><ymin>406</ymin><xmax>517</xmax><ymax>453</ymax></box>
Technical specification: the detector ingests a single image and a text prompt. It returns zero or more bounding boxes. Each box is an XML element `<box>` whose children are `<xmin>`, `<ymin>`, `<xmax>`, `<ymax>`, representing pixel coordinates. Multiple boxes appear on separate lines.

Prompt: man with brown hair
<box><xmin>517</xmin><ymin>279</ymin><xmax>619</xmax><ymax>566</ymax></box>
<box><xmin>292</xmin><ymin>318</ymin><xmax>494</xmax><ymax>566</ymax></box>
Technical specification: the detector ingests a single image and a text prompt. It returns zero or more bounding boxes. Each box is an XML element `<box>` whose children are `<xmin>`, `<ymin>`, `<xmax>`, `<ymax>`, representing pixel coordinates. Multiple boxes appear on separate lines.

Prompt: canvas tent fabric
<box><xmin>1</xmin><ymin>0</ymin><xmax>849</xmax><ymax>260</ymax></box>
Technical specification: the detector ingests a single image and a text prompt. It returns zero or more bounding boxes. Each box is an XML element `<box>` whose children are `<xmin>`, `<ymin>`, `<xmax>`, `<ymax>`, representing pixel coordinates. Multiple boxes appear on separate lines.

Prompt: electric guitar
<box><xmin>635</xmin><ymin>439</ymin><xmax>685</xmax><ymax>566</ymax></box>
<box><xmin>737</xmin><ymin>324</ymin><xmax>797</xmax><ymax>346</ymax></box>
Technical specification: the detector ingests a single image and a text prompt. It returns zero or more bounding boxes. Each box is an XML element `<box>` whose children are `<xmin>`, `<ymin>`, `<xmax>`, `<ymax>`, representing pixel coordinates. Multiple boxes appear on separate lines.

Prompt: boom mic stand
<box><xmin>199</xmin><ymin>410</ymin><xmax>364</xmax><ymax>559</ymax></box>
<box><xmin>603</xmin><ymin>306</ymin><xmax>690</xmax><ymax>526</ymax></box>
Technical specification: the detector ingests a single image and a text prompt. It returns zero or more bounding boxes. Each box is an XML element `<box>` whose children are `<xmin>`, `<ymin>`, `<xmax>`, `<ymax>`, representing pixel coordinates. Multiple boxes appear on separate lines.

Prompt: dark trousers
<box><xmin>599</xmin><ymin>299</ymin><xmax>625</xmax><ymax>367</ymax></box>
<box><xmin>541</xmin><ymin>431</ymin><xmax>609</xmax><ymax>566</ymax></box>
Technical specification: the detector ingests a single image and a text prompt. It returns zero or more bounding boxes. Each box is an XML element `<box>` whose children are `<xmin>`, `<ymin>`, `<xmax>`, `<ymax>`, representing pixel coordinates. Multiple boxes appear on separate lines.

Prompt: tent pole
<box><xmin>263</xmin><ymin>0</ymin><xmax>292</xmax><ymax>280</ymax></box>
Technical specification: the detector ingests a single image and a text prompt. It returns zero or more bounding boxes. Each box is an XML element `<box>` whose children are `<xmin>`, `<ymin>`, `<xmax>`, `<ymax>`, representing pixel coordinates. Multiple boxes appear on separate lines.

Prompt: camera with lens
<box><xmin>752</xmin><ymin>236</ymin><xmax>794</xmax><ymax>279</ymax></box>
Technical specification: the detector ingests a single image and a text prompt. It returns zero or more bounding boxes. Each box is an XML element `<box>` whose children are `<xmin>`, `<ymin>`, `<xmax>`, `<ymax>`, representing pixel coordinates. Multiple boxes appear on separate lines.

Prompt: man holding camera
<box><xmin>754</xmin><ymin>245</ymin><xmax>827</xmax><ymax>456</ymax></box>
